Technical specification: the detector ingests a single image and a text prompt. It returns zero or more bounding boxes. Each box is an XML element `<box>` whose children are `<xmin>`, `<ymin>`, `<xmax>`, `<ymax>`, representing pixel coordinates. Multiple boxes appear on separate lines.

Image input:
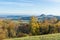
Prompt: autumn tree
<box><xmin>30</xmin><ymin>16</ymin><xmax>40</xmax><ymax>35</ymax></box>
<box><xmin>7</xmin><ymin>21</ymin><xmax>17</xmax><ymax>38</ymax></box>
<box><xmin>0</xmin><ymin>19</ymin><xmax>8</xmax><ymax>40</ymax></box>
<box><xmin>55</xmin><ymin>21</ymin><xmax>60</xmax><ymax>33</ymax></box>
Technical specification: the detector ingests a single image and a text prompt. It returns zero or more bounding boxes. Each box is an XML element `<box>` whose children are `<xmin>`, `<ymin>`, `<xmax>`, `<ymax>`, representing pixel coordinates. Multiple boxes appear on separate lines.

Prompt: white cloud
<box><xmin>0</xmin><ymin>1</ymin><xmax>34</xmax><ymax>7</ymax></box>
<box><xmin>45</xmin><ymin>0</ymin><xmax>60</xmax><ymax>3</ymax></box>
<box><xmin>40</xmin><ymin>9</ymin><xmax>60</xmax><ymax>16</ymax></box>
<box><xmin>0</xmin><ymin>9</ymin><xmax>60</xmax><ymax>16</ymax></box>
<box><xmin>0</xmin><ymin>10</ymin><xmax>41</xmax><ymax>15</ymax></box>
<box><xmin>18</xmin><ymin>0</ymin><xmax>33</xmax><ymax>3</ymax></box>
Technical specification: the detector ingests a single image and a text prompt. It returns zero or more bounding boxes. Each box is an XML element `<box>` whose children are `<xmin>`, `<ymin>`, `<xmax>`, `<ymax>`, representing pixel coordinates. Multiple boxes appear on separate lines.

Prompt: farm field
<box><xmin>4</xmin><ymin>33</ymin><xmax>60</xmax><ymax>40</ymax></box>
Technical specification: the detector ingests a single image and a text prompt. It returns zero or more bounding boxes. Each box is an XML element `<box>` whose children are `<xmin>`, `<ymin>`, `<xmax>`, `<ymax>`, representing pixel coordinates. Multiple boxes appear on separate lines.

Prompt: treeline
<box><xmin>0</xmin><ymin>16</ymin><xmax>60</xmax><ymax>39</ymax></box>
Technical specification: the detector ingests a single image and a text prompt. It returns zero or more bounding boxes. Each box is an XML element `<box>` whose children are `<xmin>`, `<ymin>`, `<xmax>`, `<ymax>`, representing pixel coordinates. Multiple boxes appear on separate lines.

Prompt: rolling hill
<box><xmin>4</xmin><ymin>33</ymin><xmax>60</xmax><ymax>40</ymax></box>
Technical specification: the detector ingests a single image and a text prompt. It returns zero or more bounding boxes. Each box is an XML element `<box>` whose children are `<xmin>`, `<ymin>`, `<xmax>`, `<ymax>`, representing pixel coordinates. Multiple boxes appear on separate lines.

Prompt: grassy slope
<box><xmin>4</xmin><ymin>33</ymin><xmax>60</xmax><ymax>40</ymax></box>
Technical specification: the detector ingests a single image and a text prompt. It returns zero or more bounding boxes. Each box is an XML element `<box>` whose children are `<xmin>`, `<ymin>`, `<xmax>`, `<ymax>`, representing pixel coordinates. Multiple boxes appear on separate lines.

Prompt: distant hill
<box><xmin>0</xmin><ymin>14</ymin><xmax>60</xmax><ymax>21</ymax></box>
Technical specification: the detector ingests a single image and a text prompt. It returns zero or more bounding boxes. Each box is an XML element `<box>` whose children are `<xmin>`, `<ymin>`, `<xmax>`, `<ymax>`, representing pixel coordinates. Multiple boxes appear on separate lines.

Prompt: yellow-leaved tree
<box><xmin>30</xmin><ymin>16</ymin><xmax>40</xmax><ymax>35</ymax></box>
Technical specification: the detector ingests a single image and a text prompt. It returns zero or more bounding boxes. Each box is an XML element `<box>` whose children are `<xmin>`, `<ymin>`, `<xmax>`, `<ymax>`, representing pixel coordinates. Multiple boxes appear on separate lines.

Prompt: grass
<box><xmin>4</xmin><ymin>33</ymin><xmax>60</xmax><ymax>40</ymax></box>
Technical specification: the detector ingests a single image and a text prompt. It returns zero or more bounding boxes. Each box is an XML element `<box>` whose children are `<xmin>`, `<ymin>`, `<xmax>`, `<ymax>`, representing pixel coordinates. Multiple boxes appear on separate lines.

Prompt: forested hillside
<box><xmin>0</xmin><ymin>15</ymin><xmax>60</xmax><ymax>40</ymax></box>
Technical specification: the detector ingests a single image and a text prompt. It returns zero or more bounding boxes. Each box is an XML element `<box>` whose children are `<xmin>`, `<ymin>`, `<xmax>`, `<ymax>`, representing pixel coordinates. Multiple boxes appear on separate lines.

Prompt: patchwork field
<box><xmin>4</xmin><ymin>33</ymin><xmax>60</xmax><ymax>40</ymax></box>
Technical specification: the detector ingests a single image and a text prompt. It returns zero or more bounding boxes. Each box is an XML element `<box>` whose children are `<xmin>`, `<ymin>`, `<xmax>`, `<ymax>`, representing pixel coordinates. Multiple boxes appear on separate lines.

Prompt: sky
<box><xmin>0</xmin><ymin>0</ymin><xmax>60</xmax><ymax>15</ymax></box>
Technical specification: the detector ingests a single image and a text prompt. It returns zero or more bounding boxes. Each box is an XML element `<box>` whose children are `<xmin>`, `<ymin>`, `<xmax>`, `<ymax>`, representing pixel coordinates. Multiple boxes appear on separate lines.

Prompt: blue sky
<box><xmin>0</xmin><ymin>0</ymin><xmax>60</xmax><ymax>15</ymax></box>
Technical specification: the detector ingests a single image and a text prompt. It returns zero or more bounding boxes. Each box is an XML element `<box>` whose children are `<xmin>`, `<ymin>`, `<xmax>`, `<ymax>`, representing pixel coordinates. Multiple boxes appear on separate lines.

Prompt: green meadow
<box><xmin>4</xmin><ymin>33</ymin><xmax>60</xmax><ymax>40</ymax></box>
